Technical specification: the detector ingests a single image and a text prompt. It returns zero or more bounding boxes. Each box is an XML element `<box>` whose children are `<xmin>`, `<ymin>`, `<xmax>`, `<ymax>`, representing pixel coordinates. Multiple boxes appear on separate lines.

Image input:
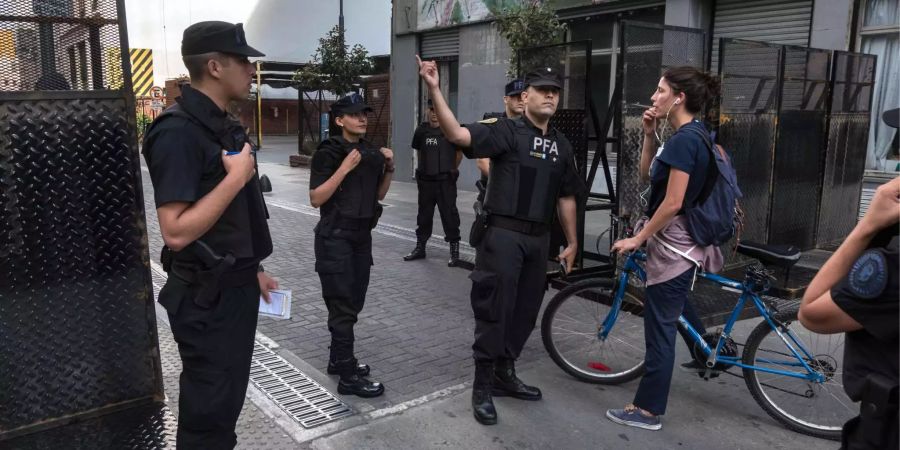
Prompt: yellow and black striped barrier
<box><xmin>130</xmin><ymin>48</ymin><xmax>153</xmax><ymax>97</ymax></box>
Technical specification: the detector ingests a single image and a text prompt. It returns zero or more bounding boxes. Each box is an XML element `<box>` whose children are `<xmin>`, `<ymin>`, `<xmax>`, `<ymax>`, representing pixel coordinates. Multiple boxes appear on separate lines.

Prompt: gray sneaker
<box><xmin>606</xmin><ymin>406</ymin><xmax>662</xmax><ymax>431</ymax></box>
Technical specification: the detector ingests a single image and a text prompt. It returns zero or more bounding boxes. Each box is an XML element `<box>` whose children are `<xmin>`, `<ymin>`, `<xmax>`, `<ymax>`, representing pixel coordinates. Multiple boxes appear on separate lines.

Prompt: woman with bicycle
<box><xmin>606</xmin><ymin>66</ymin><xmax>724</xmax><ymax>431</ymax></box>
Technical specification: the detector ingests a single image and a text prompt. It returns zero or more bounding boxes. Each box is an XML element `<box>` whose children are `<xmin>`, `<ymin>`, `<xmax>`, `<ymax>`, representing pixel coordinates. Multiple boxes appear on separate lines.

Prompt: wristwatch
<box><xmin>384</xmin><ymin>165</ymin><xmax>395</xmax><ymax>173</ymax></box>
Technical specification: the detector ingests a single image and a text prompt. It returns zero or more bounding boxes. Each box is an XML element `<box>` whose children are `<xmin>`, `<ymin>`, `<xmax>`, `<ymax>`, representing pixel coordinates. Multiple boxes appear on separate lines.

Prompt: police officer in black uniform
<box><xmin>404</xmin><ymin>99</ymin><xmax>463</xmax><ymax>266</ymax></box>
<box><xmin>309</xmin><ymin>93</ymin><xmax>393</xmax><ymax>398</ymax></box>
<box><xmin>142</xmin><ymin>21</ymin><xmax>276</xmax><ymax>448</ymax></box>
<box><xmin>472</xmin><ymin>79</ymin><xmax>525</xmax><ymax>242</ymax></box>
<box><xmin>799</xmin><ymin>111</ymin><xmax>900</xmax><ymax>450</ymax></box>
<box><xmin>418</xmin><ymin>56</ymin><xmax>584</xmax><ymax>425</ymax></box>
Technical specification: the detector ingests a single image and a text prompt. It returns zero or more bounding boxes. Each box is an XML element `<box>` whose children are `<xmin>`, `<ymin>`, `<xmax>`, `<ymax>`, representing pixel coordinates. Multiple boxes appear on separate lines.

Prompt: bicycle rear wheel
<box><xmin>742</xmin><ymin>305</ymin><xmax>853</xmax><ymax>440</ymax></box>
<box><xmin>541</xmin><ymin>277</ymin><xmax>646</xmax><ymax>384</ymax></box>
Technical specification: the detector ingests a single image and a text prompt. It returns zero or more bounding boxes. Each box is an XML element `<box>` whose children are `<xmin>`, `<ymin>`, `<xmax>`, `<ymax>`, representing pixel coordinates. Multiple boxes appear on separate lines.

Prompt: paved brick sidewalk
<box><xmin>141</xmin><ymin>163</ymin><xmax>550</xmax><ymax>407</ymax></box>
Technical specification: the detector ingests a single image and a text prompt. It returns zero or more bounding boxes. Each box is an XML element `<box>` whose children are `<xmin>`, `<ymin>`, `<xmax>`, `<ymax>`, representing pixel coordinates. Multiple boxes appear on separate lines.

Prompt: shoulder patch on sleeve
<box><xmin>478</xmin><ymin>117</ymin><xmax>499</xmax><ymax>124</ymax></box>
<box><xmin>848</xmin><ymin>249</ymin><xmax>889</xmax><ymax>299</ymax></box>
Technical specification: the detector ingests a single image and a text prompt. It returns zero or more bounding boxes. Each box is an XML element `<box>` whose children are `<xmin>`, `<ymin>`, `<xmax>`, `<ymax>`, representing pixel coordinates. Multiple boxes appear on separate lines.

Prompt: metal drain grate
<box><xmin>250</xmin><ymin>343</ymin><xmax>353</xmax><ymax>428</ymax></box>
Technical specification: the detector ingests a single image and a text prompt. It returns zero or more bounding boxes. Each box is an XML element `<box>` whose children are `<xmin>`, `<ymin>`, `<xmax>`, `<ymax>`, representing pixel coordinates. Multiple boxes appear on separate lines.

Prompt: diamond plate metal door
<box><xmin>0</xmin><ymin>95</ymin><xmax>160</xmax><ymax>438</ymax></box>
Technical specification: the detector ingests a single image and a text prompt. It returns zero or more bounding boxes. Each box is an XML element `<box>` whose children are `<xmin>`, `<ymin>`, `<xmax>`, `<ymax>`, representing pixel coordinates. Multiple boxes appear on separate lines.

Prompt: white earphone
<box><xmin>674</xmin><ymin>98</ymin><xmax>681</xmax><ymax>105</ymax></box>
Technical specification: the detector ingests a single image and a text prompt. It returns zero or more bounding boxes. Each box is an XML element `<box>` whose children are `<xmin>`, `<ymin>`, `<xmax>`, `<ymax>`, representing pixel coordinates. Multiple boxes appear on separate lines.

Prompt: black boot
<box><xmin>327</xmin><ymin>360</ymin><xmax>370</xmax><ymax>377</ymax></box>
<box><xmin>403</xmin><ymin>241</ymin><xmax>427</xmax><ymax>261</ymax></box>
<box><xmin>472</xmin><ymin>360</ymin><xmax>497</xmax><ymax>425</ymax></box>
<box><xmin>334</xmin><ymin>358</ymin><xmax>384</xmax><ymax>398</ymax></box>
<box><xmin>448</xmin><ymin>241</ymin><xmax>461</xmax><ymax>267</ymax></box>
<box><xmin>493</xmin><ymin>358</ymin><xmax>541</xmax><ymax>400</ymax></box>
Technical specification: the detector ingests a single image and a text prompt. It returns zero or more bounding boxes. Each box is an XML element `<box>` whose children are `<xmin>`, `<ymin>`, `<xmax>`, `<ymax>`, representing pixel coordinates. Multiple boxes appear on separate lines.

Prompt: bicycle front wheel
<box><xmin>742</xmin><ymin>305</ymin><xmax>854</xmax><ymax>441</ymax></box>
<box><xmin>541</xmin><ymin>277</ymin><xmax>646</xmax><ymax>384</ymax></box>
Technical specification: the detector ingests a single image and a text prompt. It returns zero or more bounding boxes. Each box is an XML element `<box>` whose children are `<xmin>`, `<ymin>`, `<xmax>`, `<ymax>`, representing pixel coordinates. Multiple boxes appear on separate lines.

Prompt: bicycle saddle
<box><xmin>736</xmin><ymin>241</ymin><xmax>801</xmax><ymax>268</ymax></box>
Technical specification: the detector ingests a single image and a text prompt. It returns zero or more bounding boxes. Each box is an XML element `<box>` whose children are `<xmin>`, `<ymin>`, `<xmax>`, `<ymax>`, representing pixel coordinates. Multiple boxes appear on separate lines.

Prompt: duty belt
<box><xmin>416</xmin><ymin>170</ymin><xmax>455</xmax><ymax>181</ymax></box>
<box><xmin>334</xmin><ymin>217</ymin><xmax>372</xmax><ymax>230</ymax></box>
<box><xmin>488</xmin><ymin>215</ymin><xmax>549</xmax><ymax>236</ymax></box>
<box><xmin>162</xmin><ymin>240</ymin><xmax>254</xmax><ymax>308</ymax></box>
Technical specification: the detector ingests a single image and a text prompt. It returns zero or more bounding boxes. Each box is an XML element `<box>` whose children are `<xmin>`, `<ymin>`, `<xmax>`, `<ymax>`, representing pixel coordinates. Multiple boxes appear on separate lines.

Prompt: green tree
<box><xmin>493</xmin><ymin>1</ymin><xmax>566</xmax><ymax>77</ymax></box>
<box><xmin>293</xmin><ymin>25</ymin><xmax>373</xmax><ymax>96</ymax></box>
<box><xmin>135</xmin><ymin>113</ymin><xmax>152</xmax><ymax>143</ymax></box>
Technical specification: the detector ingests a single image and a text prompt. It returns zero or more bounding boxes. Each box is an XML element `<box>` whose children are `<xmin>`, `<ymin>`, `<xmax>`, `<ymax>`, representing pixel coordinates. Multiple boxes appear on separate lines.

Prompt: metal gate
<box><xmin>718</xmin><ymin>38</ymin><xmax>874</xmax><ymax>252</ymax></box>
<box><xmin>768</xmin><ymin>46</ymin><xmax>831</xmax><ymax>248</ymax></box>
<box><xmin>0</xmin><ymin>0</ymin><xmax>161</xmax><ymax>440</ymax></box>
<box><xmin>717</xmin><ymin>39</ymin><xmax>781</xmax><ymax>254</ymax></box>
<box><xmin>817</xmin><ymin>51</ymin><xmax>877</xmax><ymax>248</ymax></box>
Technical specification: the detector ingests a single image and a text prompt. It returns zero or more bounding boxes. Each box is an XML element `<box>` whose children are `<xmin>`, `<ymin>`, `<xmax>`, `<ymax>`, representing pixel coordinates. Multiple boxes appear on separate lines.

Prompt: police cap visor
<box><xmin>182</xmin><ymin>21</ymin><xmax>265</xmax><ymax>57</ymax></box>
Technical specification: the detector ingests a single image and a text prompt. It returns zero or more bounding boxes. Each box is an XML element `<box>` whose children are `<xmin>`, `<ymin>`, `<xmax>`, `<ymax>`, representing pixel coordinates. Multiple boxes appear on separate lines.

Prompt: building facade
<box><xmin>391</xmin><ymin>0</ymin><xmax>899</xmax><ymax>191</ymax></box>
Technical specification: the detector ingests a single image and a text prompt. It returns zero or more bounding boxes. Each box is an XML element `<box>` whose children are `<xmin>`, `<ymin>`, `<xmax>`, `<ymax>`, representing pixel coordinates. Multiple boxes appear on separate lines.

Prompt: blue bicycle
<box><xmin>541</xmin><ymin>239</ymin><xmax>852</xmax><ymax>440</ymax></box>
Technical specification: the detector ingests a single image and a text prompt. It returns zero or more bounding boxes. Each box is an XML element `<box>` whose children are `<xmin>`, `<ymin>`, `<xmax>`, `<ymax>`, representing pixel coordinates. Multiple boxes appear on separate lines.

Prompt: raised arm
<box><xmin>417</xmin><ymin>55</ymin><xmax>471</xmax><ymax>147</ymax></box>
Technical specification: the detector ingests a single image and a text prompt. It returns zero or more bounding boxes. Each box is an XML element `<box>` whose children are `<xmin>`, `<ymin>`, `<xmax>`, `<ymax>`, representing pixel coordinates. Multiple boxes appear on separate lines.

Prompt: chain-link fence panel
<box><xmin>717</xmin><ymin>39</ymin><xmax>781</xmax><ymax>266</ymax></box>
<box><xmin>0</xmin><ymin>1</ymin><xmax>126</xmax><ymax>91</ymax></box>
<box><xmin>816</xmin><ymin>52</ymin><xmax>876</xmax><ymax>248</ymax></box>
<box><xmin>616</xmin><ymin>21</ymin><xmax>707</xmax><ymax>226</ymax></box>
<box><xmin>768</xmin><ymin>46</ymin><xmax>831</xmax><ymax>249</ymax></box>
<box><xmin>0</xmin><ymin>0</ymin><xmax>159</xmax><ymax>440</ymax></box>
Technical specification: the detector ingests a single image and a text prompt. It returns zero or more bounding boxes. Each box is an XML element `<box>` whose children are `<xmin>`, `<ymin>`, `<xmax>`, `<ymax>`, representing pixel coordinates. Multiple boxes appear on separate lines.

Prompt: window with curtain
<box><xmin>859</xmin><ymin>0</ymin><xmax>900</xmax><ymax>171</ymax></box>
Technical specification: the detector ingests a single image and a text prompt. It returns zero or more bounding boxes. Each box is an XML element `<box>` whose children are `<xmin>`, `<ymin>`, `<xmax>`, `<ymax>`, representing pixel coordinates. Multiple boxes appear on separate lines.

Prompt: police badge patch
<box><xmin>848</xmin><ymin>249</ymin><xmax>889</xmax><ymax>299</ymax></box>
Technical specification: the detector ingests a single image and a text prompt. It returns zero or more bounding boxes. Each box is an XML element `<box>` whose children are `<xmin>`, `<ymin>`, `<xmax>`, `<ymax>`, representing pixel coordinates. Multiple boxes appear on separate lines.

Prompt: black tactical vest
<box><xmin>483</xmin><ymin>118</ymin><xmax>569</xmax><ymax>224</ymax></box>
<box><xmin>318</xmin><ymin>136</ymin><xmax>384</xmax><ymax>219</ymax></box>
<box><xmin>143</xmin><ymin>88</ymin><xmax>273</xmax><ymax>262</ymax></box>
<box><xmin>416</xmin><ymin>124</ymin><xmax>457</xmax><ymax>177</ymax></box>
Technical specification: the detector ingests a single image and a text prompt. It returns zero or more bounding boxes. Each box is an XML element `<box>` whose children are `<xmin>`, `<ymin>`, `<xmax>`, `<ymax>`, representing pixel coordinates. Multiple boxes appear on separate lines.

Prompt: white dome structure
<box><xmin>244</xmin><ymin>0</ymin><xmax>391</xmax><ymax>64</ymax></box>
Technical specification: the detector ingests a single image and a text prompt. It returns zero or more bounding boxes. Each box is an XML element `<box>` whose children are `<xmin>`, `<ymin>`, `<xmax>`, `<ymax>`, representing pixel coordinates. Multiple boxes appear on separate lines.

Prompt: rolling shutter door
<box><xmin>712</xmin><ymin>0</ymin><xmax>812</xmax><ymax>71</ymax></box>
<box><xmin>420</xmin><ymin>28</ymin><xmax>459</xmax><ymax>59</ymax></box>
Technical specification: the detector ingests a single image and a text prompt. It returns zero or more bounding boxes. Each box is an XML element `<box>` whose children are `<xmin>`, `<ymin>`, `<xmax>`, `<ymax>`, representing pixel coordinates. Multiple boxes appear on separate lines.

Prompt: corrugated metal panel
<box><xmin>420</xmin><ymin>29</ymin><xmax>459</xmax><ymax>59</ymax></box>
<box><xmin>712</xmin><ymin>0</ymin><xmax>812</xmax><ymax>72</ymax></box>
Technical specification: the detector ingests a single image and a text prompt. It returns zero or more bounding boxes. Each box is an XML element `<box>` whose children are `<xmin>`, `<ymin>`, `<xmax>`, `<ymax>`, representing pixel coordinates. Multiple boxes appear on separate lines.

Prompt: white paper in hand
<box><xmin>259</xmin><ymin>289</ymin><xmax>291</xmax><ymax>319</ymax></box>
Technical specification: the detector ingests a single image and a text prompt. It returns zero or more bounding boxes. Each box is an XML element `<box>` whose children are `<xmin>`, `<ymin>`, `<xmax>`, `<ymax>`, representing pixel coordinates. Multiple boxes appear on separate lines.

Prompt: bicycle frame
<box><xmin>601</xmin><ymin>251</ymin><xmax>826</xmax><ymax>383</ymax></box>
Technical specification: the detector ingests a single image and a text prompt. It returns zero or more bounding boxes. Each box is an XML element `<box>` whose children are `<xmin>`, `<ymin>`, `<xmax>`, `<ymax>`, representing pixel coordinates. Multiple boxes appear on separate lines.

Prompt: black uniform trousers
<box><xmin>469</xmin><ymin>226</ymin><xmax>549</xmax><ymax>362</ymax></box>
<box><xmin>315</xmin><ymin>225</ymin><xmax>373</xmax><ymax>364</ymax></box>
<box><xmin>415</xmin><ymin>176</ymin><xmax>461</xmax><ymax>243</ymax></box>
<box><xmin>160</xmin><ymin>277</ymin><xmax>260</xmax><ymax>449</ymax></box>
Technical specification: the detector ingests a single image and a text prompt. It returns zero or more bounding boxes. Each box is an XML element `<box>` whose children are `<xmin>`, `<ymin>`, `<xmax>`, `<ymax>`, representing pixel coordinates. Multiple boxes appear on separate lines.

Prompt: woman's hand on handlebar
<box><xmin>611</xmin><ymin>237</ymin><xmax>643</xmax><ymax>255</ymax></box>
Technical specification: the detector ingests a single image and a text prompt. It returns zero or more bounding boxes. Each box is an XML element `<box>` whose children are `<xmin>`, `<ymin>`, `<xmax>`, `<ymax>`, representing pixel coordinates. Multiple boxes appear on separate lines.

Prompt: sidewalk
<box><xmin>6</xmin><ymin>147</ymin><xmax>836</xmax><ymax>449</ymax></box>
<box><xmin>148</xmin><ymin>154</ymin><xmax>832</xmax><ymax>449</ymax></box>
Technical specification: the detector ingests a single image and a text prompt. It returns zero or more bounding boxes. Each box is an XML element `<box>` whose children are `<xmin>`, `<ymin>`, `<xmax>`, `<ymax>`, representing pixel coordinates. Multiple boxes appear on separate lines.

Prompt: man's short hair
<box><xmin>182</xmin><ymin>52</ymin><xmax>228</xmax><ymax>81</ymax></box>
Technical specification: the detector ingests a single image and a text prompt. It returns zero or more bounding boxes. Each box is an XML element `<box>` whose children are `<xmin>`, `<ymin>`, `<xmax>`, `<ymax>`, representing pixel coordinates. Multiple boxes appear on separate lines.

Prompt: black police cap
<box><xmin>182</xmin><ymin>21</ymin><xmax>264</xmax><ymax>57</ymax></box>
<box><xmin>331</xmin><ymin>93</ymin><xmax>372</xmax><ymax>116</ymax></box>
<box><xmin>524</xmin><ymin>68</ymin><xmax>561</xmax><ymax>89</ymax></box>
<box><xmin>505</xmin><ymin>79</ymin><xmax>525</xmax><ymax>96</ymax></box>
